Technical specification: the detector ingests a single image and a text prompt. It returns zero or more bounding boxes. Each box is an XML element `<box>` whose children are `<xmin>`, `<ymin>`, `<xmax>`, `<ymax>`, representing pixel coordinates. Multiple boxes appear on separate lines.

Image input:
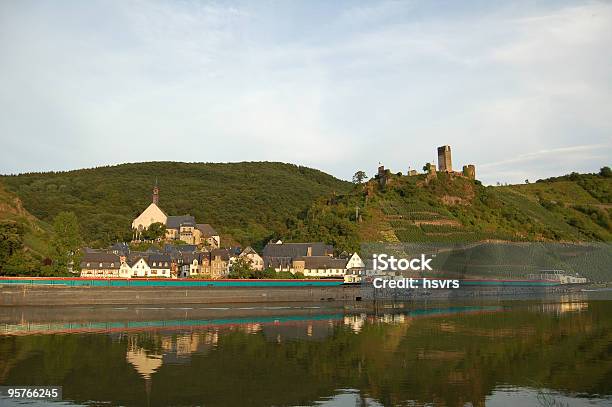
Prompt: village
<box><xmin>79</xmin><ymin>181</ymin><xmax>370</xmax><ymax>281</ymax></box>
<box><xmin>79</xmin><ymin>145</ymin><xmax>474</xmax><ymax>282</ymax></box>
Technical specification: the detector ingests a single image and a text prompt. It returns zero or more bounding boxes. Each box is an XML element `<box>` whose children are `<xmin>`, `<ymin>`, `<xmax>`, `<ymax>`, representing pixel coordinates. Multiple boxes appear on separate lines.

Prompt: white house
<box><xmin>130</xmin><ymin>257</ymin><xmax>151</xmax><ymax>278</ymax></box>
<box><xmin>119</xmin><ymin>262</ymin><xmax>132</xmax><ymax>278</ymax></box>
<box><xmin>346</xmin><ymin>253</ymin><xmax>365</xmax><ymax>270</ymax></box>
<box><xmin>344</xmin><ymin>253</ymin><xmax>368</xmax><ymax>283</ymax></box>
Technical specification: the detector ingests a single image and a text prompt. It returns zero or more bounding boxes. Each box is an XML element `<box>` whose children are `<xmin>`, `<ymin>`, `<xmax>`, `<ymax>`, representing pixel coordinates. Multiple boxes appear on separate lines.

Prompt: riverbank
<box><xmin>0</xmin><ymin>284</ymin><xmax>362</xmax><ymax>306</ymax></box>
<box><xmin>0</xmin><ymin>282</ymin><xmax>597</xmax><ymax>306</ymax></box>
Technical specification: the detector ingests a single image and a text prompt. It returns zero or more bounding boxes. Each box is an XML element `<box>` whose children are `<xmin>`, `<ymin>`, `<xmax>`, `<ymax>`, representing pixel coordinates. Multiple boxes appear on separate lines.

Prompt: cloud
<box><xmin>0</xmin><ymin>0</ymin><xmax>610</xmax><ymax>184</ymax></box>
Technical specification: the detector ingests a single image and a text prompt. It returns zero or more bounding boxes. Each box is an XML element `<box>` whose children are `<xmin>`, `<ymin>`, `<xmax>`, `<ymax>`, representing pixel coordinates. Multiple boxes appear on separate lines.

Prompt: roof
<box><xmin>196</xmin><ymin>223</ymin><xmax>218</xmax><ymax>237</ymax></box>
<box><xmin>81</xmin><ymin>252</ymin><xmax>121</xmax><ymax>269</ymax></box>
<box><xmin>211</xmin><ymin>248</ymin><xmax>232</xmax><ymax>261</ymax></box>
<box><xmin>166</xmin><ymin>215</ymin><xmax>196</xmax><ymax>229</ymax></box>
<box><xmin>110</xmin><ymin>242</ymin><xmax>130</xmax><ymax>254</ymax></box>
<box><xmin>178</xmin><ymin>252</ymin><xmax>199</xmax><ymax>263</ymax></box>
<box><xmin>128</xmin><ymin>256</ymin><xmax>148</xmax><ymax>268</ymax></box>
<box><xmin>163</xmin><ymin>244</ymin><xmax>198</xmax><ymax>254</ymax></box>
<box><xmin>295</xmin><ymin>256</ymin><xmax>348</xmax><ymax>270</ymax></box>
<box><xmin>263</xmin><ymin>242</ymin><xmax>333</xmax><ymax>260</ymax></box>
<box><xmin>147</xmin><ymin>254</ymin><xmax>172</xmax><ymax>267</ymax></box>
<box><xmin>240</xmin><ymin>246</ymin><xmax>260</xmax><ymax>257</ymax></box>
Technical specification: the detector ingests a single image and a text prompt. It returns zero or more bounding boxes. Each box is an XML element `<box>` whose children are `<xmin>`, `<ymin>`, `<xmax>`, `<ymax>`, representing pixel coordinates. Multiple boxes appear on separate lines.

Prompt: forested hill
<box><xmin>288</xmin><ymin>168</ymin><xmax>612</xmax><ymax>253</ymax></box>
<box><xmin>0</xmin><ymin>162</ymin><xmax>352</xmax><ymax>248</ymax></box>
<box><xmin>0</xmin><ymin>181</ymin><xmax>51</xmax><ymax>274</ymax></box>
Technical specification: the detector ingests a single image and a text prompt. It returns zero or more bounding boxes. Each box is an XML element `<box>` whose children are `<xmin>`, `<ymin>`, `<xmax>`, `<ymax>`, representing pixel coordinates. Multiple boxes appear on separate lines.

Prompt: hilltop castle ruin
<box><xmin>375</xmin><ymin>145</ymin><xmax>476</xmax><ymax>187</ymax></box>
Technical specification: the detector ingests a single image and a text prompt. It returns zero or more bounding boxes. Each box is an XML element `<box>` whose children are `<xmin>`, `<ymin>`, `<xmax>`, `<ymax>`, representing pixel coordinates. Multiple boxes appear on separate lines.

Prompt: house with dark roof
<box><xmin>165</xmin><ymin>215</ymin><xmax>197</xmax><ymax>244</ymax></box>
<box><xmin>110</xmin><ymin>242</ymin><xmax>130</xmax><ymax>256</ymax></box>
<box><xmin>148</xmin><ymin>254</ymin><xmax>172</xmax><ymax>278</ymax></box>
<box><xmin>263</xmin><ymin>242</ymin><xmax>334</xmax><ymax>271</ymax></box>
<box><xmin>80</xmin><ymin>252</ymin><xmax>121</xmax><ymax>278</ymax></box>
<box><xmin>196</xmin><ymin>224</ymin><xmax>220</xmax><ymax>248</ymax></box>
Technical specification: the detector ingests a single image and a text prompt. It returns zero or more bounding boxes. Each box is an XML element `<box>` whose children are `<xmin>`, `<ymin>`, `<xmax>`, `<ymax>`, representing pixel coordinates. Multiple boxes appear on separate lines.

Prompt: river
<box><xmin>0</xmin><ymin>294</ymin><xmax>611</xmax><ymax>406</ymax></box>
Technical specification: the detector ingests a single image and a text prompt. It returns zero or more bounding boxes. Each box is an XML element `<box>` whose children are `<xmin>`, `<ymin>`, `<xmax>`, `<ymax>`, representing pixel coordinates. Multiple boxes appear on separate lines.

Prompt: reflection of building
<box><xmin>532</xmin><ymin>299</ymin><xmax>588</xmax><ymax>314</ymax></box>
<box><xmin>126</xmin><ymin>347</ymin><xmax>162</xmax><ymax>380</ymax></box>
<box><xmin>262</xmin><ymin>320</ymin><xmax>336</xmax><ymax>342</ymax></box>
<box><xmin>344</xmin><ymin>314</ymin><xmax>367</xmax><ymax>333</ymax></box>
<box><xmin>160</xmin><ymin>332</ymin><xmax>219</xmax><ymax>360</ymax></box>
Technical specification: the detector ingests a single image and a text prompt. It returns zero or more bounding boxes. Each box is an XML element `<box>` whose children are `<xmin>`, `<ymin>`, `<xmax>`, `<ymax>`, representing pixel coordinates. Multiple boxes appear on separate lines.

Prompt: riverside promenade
<box><xmin>0</xmin><ymin>277</ymin><xmax>359</xmax><ymax>306</ymax></box>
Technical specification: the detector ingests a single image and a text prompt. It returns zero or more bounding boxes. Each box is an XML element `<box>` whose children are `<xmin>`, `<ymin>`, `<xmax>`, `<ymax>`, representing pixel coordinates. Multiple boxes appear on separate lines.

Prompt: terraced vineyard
<box><xmin>296</xmin><ymin>169</ymin><xmax>611</xmax><ymax>252</ymax></box>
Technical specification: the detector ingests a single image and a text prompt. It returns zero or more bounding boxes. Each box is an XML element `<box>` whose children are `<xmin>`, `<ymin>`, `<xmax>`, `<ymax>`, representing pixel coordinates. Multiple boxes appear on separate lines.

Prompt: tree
<box><xmin>352</xmin><ymin>171</ymin><xmax>367</xmax><ymax>184</ymax></box>
<box><xmin>600</xmin><ymin>166</ymin><xmax>612</xmax><ymax>178</ymax></box>
<box><xmin>142</xmin><ymin>222</ymin><xmax>166</xmax><ymax>241</ymax></box>
<box><xmin>0</xmin><ymin>221</ymin><xmax>23</xmax><ymax>269</ymax></box>
<box><xmin>50</xmin><ymin>211</ymin><xmax>82</xmax><ymax>274</ymax></box>
<box><xmin>423</xmin><ymin>163</ymin><xmax>434</xmax><ymax>172</ymax></box>
<box><xmin>228</xmin><ymin>257</ymin><xmax>254</xmax><ymax>279</ymax></box>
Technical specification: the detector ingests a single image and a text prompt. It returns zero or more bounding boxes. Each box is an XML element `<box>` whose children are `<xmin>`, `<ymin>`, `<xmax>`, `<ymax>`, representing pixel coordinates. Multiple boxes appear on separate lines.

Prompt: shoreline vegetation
<box><xmin>0</xmin><ymin>161</ymin><xmax>610</xmax><ymax>280</ymax></box>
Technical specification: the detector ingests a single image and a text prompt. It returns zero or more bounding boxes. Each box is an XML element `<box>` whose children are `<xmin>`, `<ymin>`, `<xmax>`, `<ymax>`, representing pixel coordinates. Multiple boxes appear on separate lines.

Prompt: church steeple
<box><xmin>152</xmin><ymin>179</ymin><xmax>159</xmax><ymax>205</ymax></box>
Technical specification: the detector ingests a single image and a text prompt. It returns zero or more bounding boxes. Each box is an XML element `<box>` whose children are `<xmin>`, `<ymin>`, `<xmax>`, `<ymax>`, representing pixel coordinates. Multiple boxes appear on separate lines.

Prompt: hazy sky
<box><xmin>1</xmin><ymin>0</ymin><xmax>611</xmax><ymax>184</ymax></box>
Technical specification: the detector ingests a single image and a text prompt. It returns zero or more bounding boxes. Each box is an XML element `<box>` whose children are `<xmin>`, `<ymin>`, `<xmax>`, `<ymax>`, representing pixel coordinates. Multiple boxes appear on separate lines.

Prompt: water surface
<box><xmin>0</xmin><ymin>297</ymin><xmax>611</xmax><ymax>406</ymax></box>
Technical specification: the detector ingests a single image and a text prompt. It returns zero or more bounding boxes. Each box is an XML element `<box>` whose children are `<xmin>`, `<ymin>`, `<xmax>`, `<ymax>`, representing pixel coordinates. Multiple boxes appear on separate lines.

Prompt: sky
<box><xmin>1</xmin><ymin>0</ymin><xmax>611</xmax><ymax>185</ymax></box>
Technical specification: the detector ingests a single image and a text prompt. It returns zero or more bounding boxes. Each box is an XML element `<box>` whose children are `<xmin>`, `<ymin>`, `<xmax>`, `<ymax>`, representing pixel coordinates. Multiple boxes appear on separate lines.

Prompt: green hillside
<box><xmin>0</xmin><ymin>181</ymin><xmax>51</xmax><ymax>256</ymax></box>
<box><xmin>289</xmin><ymin>169</ymin><xmax>612</xmax><ymax>253</ymax></box>
<box><xmin>0</xmin><ymin>181</ymin><xmax>53</xmax><ymax>275</ymax></box>
<box><xmin>1</xmin><ymin>162</ymin><xmax>352</xmax><ymax>249</ymax></box>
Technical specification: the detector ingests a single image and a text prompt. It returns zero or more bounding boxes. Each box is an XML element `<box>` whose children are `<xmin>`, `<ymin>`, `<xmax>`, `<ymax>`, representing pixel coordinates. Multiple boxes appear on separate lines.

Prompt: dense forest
<box><xmin>1</xmin><ymin>162</ymin><xmax>351</xmax><ymax>249</ymax></box>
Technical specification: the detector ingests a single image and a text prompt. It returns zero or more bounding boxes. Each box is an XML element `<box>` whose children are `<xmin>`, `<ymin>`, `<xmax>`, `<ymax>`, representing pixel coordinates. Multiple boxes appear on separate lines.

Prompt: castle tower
<box><xmin>462</xmin><ymin>164</ymin><xmax>476</xmax><ymax>180</ymax></box>
<box><xmin>437</xmin><ymin>145</ymin><xmax>452</xmax><ymax>172</ymax></box>
<box><xmin>152</xmin><ymin>182</ymin><xmax>159</xmax><ymax>205</ymax></box>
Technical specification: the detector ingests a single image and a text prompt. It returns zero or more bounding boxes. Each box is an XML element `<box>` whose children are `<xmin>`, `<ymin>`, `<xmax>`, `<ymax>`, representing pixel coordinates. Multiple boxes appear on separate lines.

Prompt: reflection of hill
<box><xmin>0</xmin><ymin>301</ymin><xmax>610</xmax><ymax>406</ymax></box>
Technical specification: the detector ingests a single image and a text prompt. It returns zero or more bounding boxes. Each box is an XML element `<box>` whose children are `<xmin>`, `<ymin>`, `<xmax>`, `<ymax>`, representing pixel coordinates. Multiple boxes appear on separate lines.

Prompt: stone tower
<box><xmin>152</xmin><ymin>182</ymin><xmax>159</xmax><ymax>205</ymax></box>
<box><xmin>437</xmin><ymin>145</ymin><xmax>452</xmax><ymax>172</ymax></box>
<box><xmin>462</xmin><ymin>164</ymin><xmax>476</xmax><ymax>180</ymax></box>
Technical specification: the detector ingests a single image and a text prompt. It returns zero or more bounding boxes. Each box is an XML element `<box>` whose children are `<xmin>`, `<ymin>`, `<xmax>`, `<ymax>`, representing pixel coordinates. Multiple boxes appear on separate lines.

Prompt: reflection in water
<box><xmin>126</xmin><ymin>347</ymin><xmax>162</xmax><ymax>380</ymax></box>
<box><xmin>0</xmin><ymin>299</ymin><xmax>611</xmax><ymax>406</ymax></box>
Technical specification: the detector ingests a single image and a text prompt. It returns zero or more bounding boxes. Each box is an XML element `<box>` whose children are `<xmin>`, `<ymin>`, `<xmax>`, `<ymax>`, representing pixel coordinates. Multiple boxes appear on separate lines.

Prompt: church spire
<box><xmin>152</xmin><ymin>179</ymin><xmax>159</xmax><ymax>205</ymax></box>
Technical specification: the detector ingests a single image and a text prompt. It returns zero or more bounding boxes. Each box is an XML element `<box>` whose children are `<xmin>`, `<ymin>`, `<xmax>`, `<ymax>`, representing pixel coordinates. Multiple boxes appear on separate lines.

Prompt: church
<box><xmin>132</xmin><ymin>184</ymin><xmax>220</xmax><ymax>248</ymax></box>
